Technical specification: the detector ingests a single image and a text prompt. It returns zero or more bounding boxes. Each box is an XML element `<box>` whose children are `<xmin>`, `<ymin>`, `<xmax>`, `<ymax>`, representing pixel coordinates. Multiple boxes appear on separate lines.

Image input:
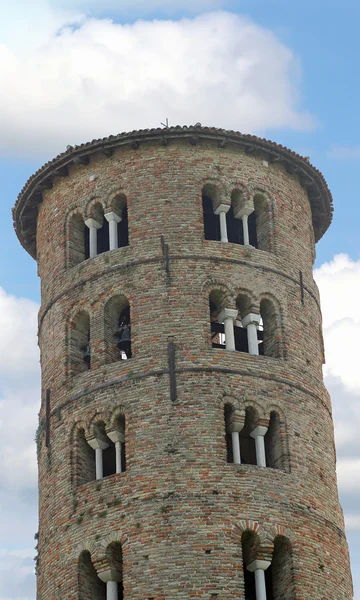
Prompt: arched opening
<box><xmin>118</xmin><ymin>204</ymin><xmax>129</xmax><ymax>248</ymax></box>
<box><xmin>239</xmin><ymin>407</ymin><xmax>257</xmax><ymax>465</ymax></box>
<box><xmin>95</xmin><ymin>204</ymin><xmax>109</xmax><ymax>255</ymax></box>
<box><xmin>202</xmin><ymin>184</ymin><xmax>220</xmax><ymax>241</ymax></box>
<box><xmin>227</xmin><ymin>203</ymin><xmax>244</xmax><ymax>244</ymax></box>
<box><xmin>271</xmin><ymin>536</ymin><xmax>294</xmax><ymax>599</ymax></box>
<box><xmin>235</xmin><ymin>294</ymin><xmax>251</xmax><ymax>353</ymax></box>
<box><xmin>254</xmin><ymin>194</ymin><xmax>270</xmax><ymax>251</ymax></box>
<box><xmin>75</xmin><ymin>428</ymin><xmax>96</xmax><ymax>486</ymax></box>
<box><xmin>85</xmin><ymin>202</ymin><xmax>109</xmax><ymax>257</ymax></box>
<box><xmin>104</xmin><ymin>296</ymin><xmax>132</xmax><ymax>363</ymax></box>
<box><xmin>241</xmin><ymin>531</ymin><xmax>261</xmax><ymax>600</ymax></box>
<box><xmin>260</xmin><ymin>298</ymin><xmax>279</xmax><ymax>358</ymax></box>
<box><xmin>224</xmin><ymin>404</ymin><xmax>235</xmax><ymax>463</ymax></box>
<box><xmin>209</xmin><ymin>291</ymin><xmax>225</xmax><ymax>349</ymax></box>
<box><xmin>68</xmin><ymin>212</ymin><xmax>86</xmax><ymax>267</ymax></box>
<box><xmin>78</xmin><ymin>551</ymin><xmax>106</xmax><ymax>600</ymax></box>
<box><xmin>265</xmin><ymin>412</ymin><xmax>284</xmax><ymax>470</ymax></box>
<box><xmin>69</xmin><ymin>311</ymin><xmax>91</xmax><ymax>375</ymax></box>
<box><xmin>106</xmin><ymin>542</ymin><xmax>124</xmax><ymax>600</ymax></box>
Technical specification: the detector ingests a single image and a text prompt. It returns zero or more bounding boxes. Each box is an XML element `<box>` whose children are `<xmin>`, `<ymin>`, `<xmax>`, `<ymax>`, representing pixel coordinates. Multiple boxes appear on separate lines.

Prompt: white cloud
<box><xmin>0</xmin><ymin>549</ymin><xmax>35</xmax><ymax>600</ymax></box>
<box><xmin>314</xmin><ymin>254</ymin><xmax>360</xmax><ymax>391</ymax></box>
<box><xmin>328</xmin><ymin>145</ymin><xmax>360</xmax><ymax>161</ymax></box>
<box><xmin>0</xmin><ymin>8</ymin><xmax>313</xmax><ymax>158</ymax></box>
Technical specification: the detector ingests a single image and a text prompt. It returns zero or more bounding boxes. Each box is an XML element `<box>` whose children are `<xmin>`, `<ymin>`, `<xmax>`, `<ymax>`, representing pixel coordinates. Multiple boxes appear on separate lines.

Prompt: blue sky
<box><xmin>0</xmin><ymin>1</ymin><xmax>359</xmax><ymax>598</ymax></box>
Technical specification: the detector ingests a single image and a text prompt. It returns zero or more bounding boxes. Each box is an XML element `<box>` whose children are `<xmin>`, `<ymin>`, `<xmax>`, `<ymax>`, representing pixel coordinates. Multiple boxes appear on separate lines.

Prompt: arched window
<box><xmin>260</xmin><ymin>298</ymin><xmax>280</xmax><ymax>358</ymax></box>
<box><xmin>104</xmin><ymin>296</ymin><xmax>132</xmax><ymax>364</ymax></box>
<box><xmin>85</xmin><ymin>202</ymin><xmax>109</xmax><ymax>258</ymax></box>
<box><xmin>74</xmin><ymin>428</ymin><xmax>95</xmax><ymax>486</ymax></box>
<box><xmin>69</xmin><ymin>311</ymin><xmax>91</xmax><ymax>376</ymax></box>
<box><xmin>106</xmin><ymin>194</ymin><xmax>129</xmax><ymax>250</ymax></box>
<box><xmin>105</xmin><ymin>543</ymin><xmax>124</xmax><ymax>599</ymax></box>
<box><xmin>271</xmin><ymin>536</ymin><xmax>294</xmax><ymax>599</ymax></box>
<box><xmin>202</xmin><ymin>185</ymin><xmax>220</xmax><ymax>241</ymax></box>
<box><xmin>68</xmin><ymin>212</ymin><xmax>86</xmax><ymax>267</ymax></box>
<box><xmin>224</xmin><ymin>404</ymin><xmax>235</xmax><ymax>463</ymax></box>
<box><xmin>254</xmin><ymin>194</ymin><xmax>271</xmax><ymax>251</ymax></box>
<box><xmin>241</xmin><ymin>531</ymin><xmax>261</xmax><ymax>600</ymax></box>
<box><xmin>239</xmin><ymin>407</ymin><xmax>257</xmax><ymax>466</ymax></box>
<box><xmin>78</xmin><ymin>551</ymin><xmax>106</xmax><ymax>600</ymax></box>
<box><xmin>264</xmin><ymin>412</ymin><xmax>284</xmax><ymax>471</ymax></box>
<box><xmin>209</xmin><ymin>292</ymin><xmax>225</xmax><ymax>349</ymax></box>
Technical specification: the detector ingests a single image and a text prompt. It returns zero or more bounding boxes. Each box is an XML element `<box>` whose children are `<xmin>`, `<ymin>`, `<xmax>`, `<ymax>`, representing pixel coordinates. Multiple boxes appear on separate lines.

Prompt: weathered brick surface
<box><xmin>14</xmin><ymin>133</ymin><xmax>352</xmax><ymax>598</ymax></box>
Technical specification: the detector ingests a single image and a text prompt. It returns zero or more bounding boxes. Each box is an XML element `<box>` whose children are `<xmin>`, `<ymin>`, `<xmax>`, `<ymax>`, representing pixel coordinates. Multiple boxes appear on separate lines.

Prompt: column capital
<box><xmin>84</xmin><ymin>217</ymin><xmax>101</xmax><ymax>229</ymax></box>
<box><xmin>98</xmin><ymin>568</ymin><xmax>122</xmax><ymax>583</ymax></box>
<box><xmin>234</xmin><ymin>205</ymin><xmax>254</xmax><ymax>219</ymax></box>
<box><xmin>242</xmin><ymin>312</ymin><xmax>261</xmax><ymax>328</ymax></box>
<box><xmin>218</xmin><ymin>308</ymin><xmax>238</xmax><ymax>322</ymax></box>
<box><xmin>214</xmin><ymin>203</ymin><xmax>231</xmax><ymax>215</ymax></box>
<box><xmin>107</xmin><ymin>429</ymin><xmax>125</xmax><ymax>444</ymax></box>
<box><xmin>105</xmin><ymin>211</ymin><xmax>122</xmax><ymax>223</ymax></box>
<box><xmin>247</xmin><ymin>559</ymin><xmax>271</xmax><ymax>572</ymax></box>
<box><xmin>87</xmin><ymin>436</ymin><xmax>109</xmax><ymax>450</ymax></box>
<box><xmin>227</xmin><ymin>409</ymin><xmax>245</xmax><ymax>433</ymax></box>
<box><xmin>250</xmin><ymin>425</ymin><xmax>268</xmax><ymax>438</ymax></box>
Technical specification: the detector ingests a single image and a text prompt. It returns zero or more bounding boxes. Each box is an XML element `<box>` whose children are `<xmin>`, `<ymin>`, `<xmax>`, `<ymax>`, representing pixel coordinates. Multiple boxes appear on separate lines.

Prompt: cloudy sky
<box><xmin>0</xmin><ymin>0</ymin><xmax>359</xmax><ymax>598</ymax></box>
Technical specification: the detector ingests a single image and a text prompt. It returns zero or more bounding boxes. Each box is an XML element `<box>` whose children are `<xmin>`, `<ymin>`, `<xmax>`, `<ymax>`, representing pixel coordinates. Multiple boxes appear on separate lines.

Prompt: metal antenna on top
<box><xmin>161</xmin><ymin>118</ymin><xmax>169</xmax><ymax>128</ymax></box>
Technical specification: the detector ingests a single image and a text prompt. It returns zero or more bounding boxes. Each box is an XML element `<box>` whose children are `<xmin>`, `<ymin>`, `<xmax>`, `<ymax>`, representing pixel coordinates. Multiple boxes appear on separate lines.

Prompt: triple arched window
<box><xmin>209</xmin><ymin>292</ymin><xmax>281</xmax><ymax>358</ymax></box>
<box><xmin>202</xmin><ymin>185</ymin><xmax>271</xmax><ymax>251</ymax></box>
<box><xmin>68</xmin><ymin>196</ymin><xmax>129</xmax><ymax>268</ymax></box>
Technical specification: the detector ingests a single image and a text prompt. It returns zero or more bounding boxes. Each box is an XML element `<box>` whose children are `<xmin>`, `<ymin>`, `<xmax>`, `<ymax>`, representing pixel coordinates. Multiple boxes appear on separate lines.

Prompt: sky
<box><xmin>0</xmin><ymin>0</ymin><xmax>359</xmax><ymax>598</ymax></box>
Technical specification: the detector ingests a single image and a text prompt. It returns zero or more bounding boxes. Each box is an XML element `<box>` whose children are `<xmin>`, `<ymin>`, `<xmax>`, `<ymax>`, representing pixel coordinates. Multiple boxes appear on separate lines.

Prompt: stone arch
<box><xmin>70</xmin><ymin>420</ymin><xmax>95</xmax><ymax>487</ymax></box>
<box><xmin>202</xmin><ymin>278</ymin><xmax>234</xmax><ymax>308</ymax></box>
<box><xmin>251</xmin><ymin>186</ymin><xmax>276</xmax><ymax>253</ymax></box>
<box><xmin>77</xmin><ymin>549</ymin><xmax>106</xmax><ymax>600</ymax></box>
<box><xmin>257</xmin><ymin>292</ymin><xmax>285</xmax><ymax>358</ymax></box>
<box><xmin>103</xmin><ymin>294</ymin><xmax>132</xmax><ymax>363</ymax></box>
<box><xmin>201</xmin><ymin>179</ymin><xmax>224</xmax><ymax>241</ymax></box>
<box><xmin>67</xmin><ymin>309</ymin><xmax>91</xmax><ymax>376</ymax></box>
<box><xmin>65</xmin><ymin>207</ymin><xmax>87</xmax><ymax>267</ymax></box>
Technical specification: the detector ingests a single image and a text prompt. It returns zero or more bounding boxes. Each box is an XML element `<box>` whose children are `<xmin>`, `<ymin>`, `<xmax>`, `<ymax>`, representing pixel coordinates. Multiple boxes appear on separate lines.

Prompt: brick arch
<box><xmin>108</xmin><ymin>405</ymin><xmax>126</xmax><ymax>431</ymax></box>
<box><xmin>84</xmin><ymin>195</ymin><xmax>106</xmax><ymax>221</ymax></box>
<box><xmin>234</xmin><ymin>288</ymin><xmax>257</xmax><ymax>318</ymax></box>
<box><xmin>64</xmin><ymin>206</ymin><xmax>87</xmax><ymax>268</ymax></box>
<box><xmin>256</xmin><ymin>291</ymin><xmax>286</xmax><ymax>359</ymax></box>
<box><xmin>200</xmin><ymin>177</ymin><xmax>226</xmax><ymax>212</ymax></box>
<box><xmin>232</xmin><ymin>520</ymin><xmax>264</xmax><ymax>544</ymax></box>
<box><xmin>249</xmin><ymin>185</ymin><xmax>276</xmax><ymax>253</ymax></box>
<box><xmin>73</xmin><ymin>539</ymin><xmax>97</xmax><ymax>561</ymax></box>
<box><xmin>228</xmin><ymin>181</ymin><xmax>252</xmax><ymax>216</ymax></box>
<box><xmin>202</xmin><ymin>278</ymin><xmax>235</xmax><ymax>309</ymax></box>
<box><xmin>266</xmin><ymin>523</ymin><xmax>295</xmax><ymax>544</ymax></box>
<box><xmin>99</xmin><ymin>531</ymin><xmax>128</xmax><ymax>552</ymax></box>
<box><xmin>105</xmin><ymin>188</ymin><xmax>129</xmax><ymax>213</ymax></box>
<box><xmin>221</xmin><ymin>394</ymin><xmax>268</xmax><ymax>423</ymax></box>
<box><xmin>88</xmin><ymin>411</ymin><xmax>109</xmax><ymax>438</ymax></box>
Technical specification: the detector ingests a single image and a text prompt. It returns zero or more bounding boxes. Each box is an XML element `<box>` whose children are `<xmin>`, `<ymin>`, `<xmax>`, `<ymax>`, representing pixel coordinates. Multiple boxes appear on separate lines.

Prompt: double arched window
<box><xmin>241</xmin><ymin>531</ymin><xmax>294</xmax><ymax>600</ymax></box>
<box><xmin>74</xmin><ymin>414</ymin><xmax>126</xmax><ymax>485</ymax></box>
<box><xmin>78</xmin><ymin>543</ymin><xmax>124</xmax><ymax>599</ymax></box>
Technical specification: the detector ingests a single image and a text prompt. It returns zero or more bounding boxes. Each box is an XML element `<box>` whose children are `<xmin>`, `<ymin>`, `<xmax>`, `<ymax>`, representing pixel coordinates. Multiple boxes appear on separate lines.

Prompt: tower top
<box><xmin>13</xmin><ymin>124</ymin><xmax>333</xmax><ymax>258</ymax></box>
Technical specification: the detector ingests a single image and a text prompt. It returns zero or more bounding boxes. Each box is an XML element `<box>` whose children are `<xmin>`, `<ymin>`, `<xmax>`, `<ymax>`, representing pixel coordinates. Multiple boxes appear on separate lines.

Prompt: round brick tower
<box><xmin>13</xmin><ymin>126</ymin><xmax>352</xmax><ymax>600</ymax></box>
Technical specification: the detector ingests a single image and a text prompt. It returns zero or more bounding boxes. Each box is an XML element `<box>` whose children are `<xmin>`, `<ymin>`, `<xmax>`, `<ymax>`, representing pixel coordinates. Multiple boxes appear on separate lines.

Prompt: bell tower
<box><xmin>13</xmin><ymin>126</ymin><xmax>352</xmax><ymax>599</ymax></box>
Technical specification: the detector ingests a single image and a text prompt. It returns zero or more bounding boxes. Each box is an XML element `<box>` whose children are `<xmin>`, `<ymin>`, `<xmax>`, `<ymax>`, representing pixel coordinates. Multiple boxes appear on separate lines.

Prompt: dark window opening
<box><xmin>84</xmin><ymin>226</ymin><xmax>90</xmax><ymax>260</ymax></box>
<box><xmin>248</xmin><ymin>211</ymin><xmax>258</xmax><ymax>248</ymax></box>
<box><xmin>116</xmin><ymin>306</ymin><xmax>132</xmax><ymax>359</ymax></box>
<box><xmin>227</xmin><ymin>204</ymin><xmax>244</xmax><ymax>245</ymax></box>
<box><xmin>81</xmin><ymin>332</ymin><xmax>91</xmax><ymax>369</ymax></box>
<box><xmin>234</xmin><ymin>324</ymin><xmax>248</xmax><ymax>352</ymax></box>
<box><xmin>239</xmin><ymin>410</ymin><xmax>257</xmax><ymax>465</ymax></box>
<box><xmin>224</xmin><ymin>404</ymin><xmax>233</xmax><ymax>463</ymax></box>
<box><xmin>103</xmin><ymin>444</ymin><xmax>116</xmax><ymax>478</ymax></box>
<box><xmin>97</xmin><ymin>220</ymin><xmax>110</xmax><ymax>255</ymax></box>
<box><xmin>203</xmin><ymin>194</ymin><xmax>220</xmax><ymax>241</ymax></box>
<box><xmin>118</xmin><ymin>205</ymin><xmax>129</xmax><ymax>248</ymax></box>
<box><xmin>265</xmin><ymin>564</ymin><xmax>274</xmax><ymax>600</ymax></box>
<box><xmin>244</xmin><ymin>568</ymin><xmax>256</xmax><ymax>600</ymax></box>
<box><xmin>210</xmin><ymin>300</ymin><xmax>225</xmax><ymax>349</ymax></box>
<box><xmin>118</xmin><ymin>581</ymin><xmax>124</xmax><ymax>600</ymax></box>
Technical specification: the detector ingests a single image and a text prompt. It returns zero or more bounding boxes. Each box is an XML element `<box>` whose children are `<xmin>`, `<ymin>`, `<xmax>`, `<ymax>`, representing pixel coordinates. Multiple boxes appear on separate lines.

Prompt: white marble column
<box><xmin>214</xmin><ymin>204</ymin><xmax>230</xmax><ymax>242</ymax></box>
<box><xmin>250</xmin><ymin>425</ymin><xmax>268</xmax><ymax>467</ymax></box>
<box><xmin>98</xmin><ymin>570</ymin><xmax>121</xmax><ymax>600</ymax></box>
<box><xmin>107</xmin><ymin>428</ymin><xmax>125</xmax><ymax>474</ymax></box>
<box><xmin>228</xmin><ymin>409</ymin><xmax>245</xmax><ymax>465</ymax></box>
<box><xmin>218</xmin><ymin>308</ymin><xmax>238</xmax><ymax>351</ymax></box>
<box><xmin>242</xmin><ymin>313</ymin><xmax>261</xmax><ymax>355</ymax></box>
<box><xmin>87</xmin><ymin>437</ymin><xmax>109</xmax><ymax>480</ymax></box>
<box><xmin>247</xmin><ymin>559</ymin><xmax>271</xmax><ymax>600</ymax></box>
<box><xmin>84</xmin><ymin>218</ymin><xmax>101</xmax><ymax>258</ymax></box>
<box><xmin>105</xmin><ymin>212</ymin><xmax>121</xmax><ymax>250</ymax></box>
<box><xmin>107</xmin><ymin>581</ymin><xmax>118</xmax><ymax>600</ymax></box>
<box><xmin>234</xmin><ymin>205</ymin><xmax>254</xmax><ymax>246</ymax></box>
